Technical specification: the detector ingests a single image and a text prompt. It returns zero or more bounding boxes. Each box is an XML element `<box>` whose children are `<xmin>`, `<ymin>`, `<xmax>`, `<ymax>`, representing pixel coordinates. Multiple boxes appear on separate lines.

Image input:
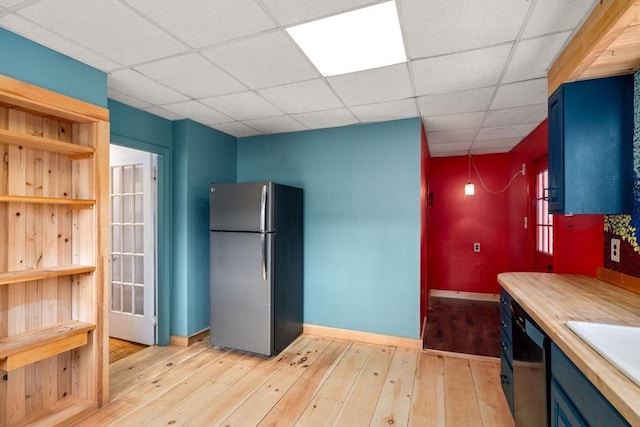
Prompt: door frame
<box><xmin>529</xmin><ymin>154</ymin><xmax>554</xmax><ymax>272</ymax></box>
<box><xmin>110</xmin><ymin>136</ymin><xmax>171</xmax><ymax>345</ymax></box>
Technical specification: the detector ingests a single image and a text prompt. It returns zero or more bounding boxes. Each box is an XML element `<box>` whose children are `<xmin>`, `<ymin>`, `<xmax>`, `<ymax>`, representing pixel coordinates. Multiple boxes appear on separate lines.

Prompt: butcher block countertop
<box><xmin>497</xmin><ymin>272</ymin><xmax>640</xmax><ymax>426</ymax></box>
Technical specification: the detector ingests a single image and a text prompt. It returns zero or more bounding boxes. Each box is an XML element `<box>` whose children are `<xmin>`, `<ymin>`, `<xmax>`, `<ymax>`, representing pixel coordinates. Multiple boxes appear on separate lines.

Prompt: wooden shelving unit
<box><xmin>0</xmin><ymin>74</ymin><xmax>109</xmax><ymax>426</ymax></box>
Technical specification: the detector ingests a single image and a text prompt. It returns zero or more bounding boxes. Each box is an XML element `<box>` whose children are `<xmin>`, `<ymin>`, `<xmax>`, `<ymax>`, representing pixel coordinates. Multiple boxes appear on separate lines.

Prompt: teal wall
<box><xmin>238</xmin><ymin>119</ymin><xmax>422</xmax><ymax>339</ymax></box>
<box><xmin>172</xmin><ymin>120</ymin><xmax>237</xmax><ymax>336</ymax></box>
<box><xmin>109</xmin><ymin>100</ymin><xmax>174</xmax><ymax>345</ymax></box>
<box><xmin>0</xmin><ymin>28</ymin><xmax>107</xmax><ymax>107</ymax></box>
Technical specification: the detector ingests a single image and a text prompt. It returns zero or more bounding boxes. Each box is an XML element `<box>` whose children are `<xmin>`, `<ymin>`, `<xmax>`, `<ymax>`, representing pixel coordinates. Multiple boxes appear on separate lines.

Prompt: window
<box><xmin>536</xmin><ymin>169</ymin><xmax>553</xmax><ymax>255</ymax></box>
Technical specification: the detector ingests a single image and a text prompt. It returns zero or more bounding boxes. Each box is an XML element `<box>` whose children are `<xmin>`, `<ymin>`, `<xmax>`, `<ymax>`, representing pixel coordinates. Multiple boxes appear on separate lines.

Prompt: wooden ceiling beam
<box><xmin>548</xmin><ymin>0</ymin><xmax>640</xmax><ymax>95</ymax></box>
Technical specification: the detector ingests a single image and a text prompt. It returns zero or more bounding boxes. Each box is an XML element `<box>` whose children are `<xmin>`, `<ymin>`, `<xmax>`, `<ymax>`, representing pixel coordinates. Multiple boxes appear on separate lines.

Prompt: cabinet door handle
<box><xmin>500</xmin><ymin>374</ymin><xmax>510</xmax><ymax>385</ymax></box>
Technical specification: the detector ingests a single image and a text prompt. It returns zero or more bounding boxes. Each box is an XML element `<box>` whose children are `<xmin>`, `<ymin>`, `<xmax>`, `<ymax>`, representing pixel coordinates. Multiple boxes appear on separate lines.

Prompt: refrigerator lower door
<box><xmin>210</xmin><ymin>231</ymin><xmax>274</xmax><ymax>355</ymax></box>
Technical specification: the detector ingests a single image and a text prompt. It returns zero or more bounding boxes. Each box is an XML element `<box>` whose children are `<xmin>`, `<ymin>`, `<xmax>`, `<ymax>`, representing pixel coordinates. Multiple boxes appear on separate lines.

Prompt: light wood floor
<box><xmin>74</xmin><ymin>335</ymin><xmax>513</xmax><ymax>427</ymax></box>
<box><xmin>109</xmin><ymin>337</ymin><xmax>148</xmax><ymax>364</ymax></box>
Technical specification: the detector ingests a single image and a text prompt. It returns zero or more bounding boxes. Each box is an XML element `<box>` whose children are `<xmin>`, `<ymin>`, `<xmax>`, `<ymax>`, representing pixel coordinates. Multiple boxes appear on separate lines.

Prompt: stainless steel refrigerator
<box><xmin>209</xmin><ymin>182</ymin><xmax>303</xmax><ymax>356</ymax></box>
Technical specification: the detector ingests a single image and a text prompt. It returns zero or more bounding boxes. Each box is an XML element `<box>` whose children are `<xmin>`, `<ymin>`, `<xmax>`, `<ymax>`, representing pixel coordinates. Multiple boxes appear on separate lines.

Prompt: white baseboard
<box><xmin>303</xmin><ymin>324</ymin><xmax>422</xmax><ymax>350</ymax></box>
<box><xmin>429</xmin><ymin>289</ymin><xmax>500</xmax><ymax>302</ymax></box>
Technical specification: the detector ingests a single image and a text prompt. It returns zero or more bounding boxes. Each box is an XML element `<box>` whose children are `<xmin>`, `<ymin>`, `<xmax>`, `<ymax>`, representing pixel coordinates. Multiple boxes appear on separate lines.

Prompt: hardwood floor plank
<box><xmin>443</xmin><ymin>357</ymin><xmax>483</xmax><ymax>427</ymax></box>
<box><xmin>258</xmin><ymin>339</ymin><xmax>350</xmax><ymax>427</ymax></box>
<box><xmin>220</xmin><ymin>337</ymin><xmax>335</xmax><ymax>426</ymax></box>
<box><xmin>333</xmin><ymin>345</ymin><xmax>395</xmax><ymax>426</ymax></box>
<box><xmin>371</xmin><ymin>347</ymin><xmax>419</xmax><ymax>427</ymax></box>
<box><xmin>73</xmin><ymin>335</ymin><xmax>515</xmax><ymax>427</ymax></box>
<box><xmin>469</xmin><ymin>359</ymin><xmax>514</xmax><ymax>427</ymax></box>
<box><xmin>408</xmin><ymin>353</ymin><xmax>445</xmax><ymax>427</ymax></box>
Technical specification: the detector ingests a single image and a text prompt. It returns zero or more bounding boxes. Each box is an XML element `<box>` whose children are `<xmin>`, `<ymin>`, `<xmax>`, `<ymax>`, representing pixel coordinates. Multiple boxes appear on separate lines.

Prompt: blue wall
<box><xmin>172</xmin><ymin>120</ymin><xmax>237</xmax><ymax>336</ymax></box>
<box><xmin>238</xmin><ymin>119</ymin><xmax>422</xmax><ymax>339</ymax></box>
<box><xmin>0</xmin><ymin>28</ymin><xmax>107</xmax><ymax>107</ymax></box>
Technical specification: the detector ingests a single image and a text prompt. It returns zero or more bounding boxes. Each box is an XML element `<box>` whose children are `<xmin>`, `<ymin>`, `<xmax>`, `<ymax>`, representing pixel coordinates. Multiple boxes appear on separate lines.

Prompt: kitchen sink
<box><xmin>567</xmin><ymin>321</ymin><xmax>640</xmax><ymax>387</ymax></box>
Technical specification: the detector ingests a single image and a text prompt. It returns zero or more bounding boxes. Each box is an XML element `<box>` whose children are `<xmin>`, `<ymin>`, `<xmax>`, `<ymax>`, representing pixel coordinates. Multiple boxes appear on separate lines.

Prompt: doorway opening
<box><xmin>109</xmin><ymin>144</ymin><xmax>158</xmax><ymax>347</ymax></box>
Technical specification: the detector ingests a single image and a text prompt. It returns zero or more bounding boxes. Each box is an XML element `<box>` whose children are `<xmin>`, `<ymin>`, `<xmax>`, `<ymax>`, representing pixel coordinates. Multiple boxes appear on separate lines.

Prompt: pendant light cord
<box><xmin>470</xmin><ymin>155</ymin><xmax>523</xmax><ymax>194</ymax></box>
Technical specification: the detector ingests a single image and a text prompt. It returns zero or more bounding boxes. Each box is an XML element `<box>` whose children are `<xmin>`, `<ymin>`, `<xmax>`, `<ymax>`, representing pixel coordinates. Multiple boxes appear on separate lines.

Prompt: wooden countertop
<box><xmin>497</xmin><ymin>272</ymin><xmax>640</xmax><ymax>426</ymax></box>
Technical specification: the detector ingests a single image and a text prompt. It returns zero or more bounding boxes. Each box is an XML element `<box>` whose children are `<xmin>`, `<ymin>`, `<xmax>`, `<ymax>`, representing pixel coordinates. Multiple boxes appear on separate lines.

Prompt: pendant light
<box><xmin>465</xmin><ymin>153</ymin><xmax>475</xmax><ymax>196</ymax></box>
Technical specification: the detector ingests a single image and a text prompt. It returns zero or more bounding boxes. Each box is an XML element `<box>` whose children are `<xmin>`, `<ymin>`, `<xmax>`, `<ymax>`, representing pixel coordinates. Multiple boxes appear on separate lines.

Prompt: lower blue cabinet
<box><xmin>551</xmin><ymin>343</ymin><xmax>629</xmax><ymax>427</ymax></box>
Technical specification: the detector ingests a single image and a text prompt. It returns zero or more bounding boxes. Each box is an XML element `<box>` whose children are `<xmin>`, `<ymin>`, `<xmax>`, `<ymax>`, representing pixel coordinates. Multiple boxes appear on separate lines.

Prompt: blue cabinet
<box><xmin>499</xmin><ymin>288</ymin><xmax>514</xmax><ymax>415</ymax></box>
<box><xmin>548</xmin><ymin>75</ymin><xmax>634</xmax><ymax>214</ymax></box>
<box><xmin>550</xmin><ymin>343</ymin><xmax>629</xmax><ymax>427</ymax></box>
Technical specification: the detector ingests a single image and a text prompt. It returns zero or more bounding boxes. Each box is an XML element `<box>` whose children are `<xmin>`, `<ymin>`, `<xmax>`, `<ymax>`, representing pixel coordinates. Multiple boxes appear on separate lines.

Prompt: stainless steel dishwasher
<box><xmin>512</xmin><ymin>300</ymin><xmax>550</xmax><ymax>427</ymax></box>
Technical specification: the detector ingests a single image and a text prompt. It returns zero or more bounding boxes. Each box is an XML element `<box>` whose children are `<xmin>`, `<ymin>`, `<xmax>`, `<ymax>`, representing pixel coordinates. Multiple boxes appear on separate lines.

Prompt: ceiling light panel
<box><xmin>202</xmin><ymin>31</ymin><xmax>319</xmax><ymax>89</ymax></box>
<box><xmin>125</xmin><ymin>0</ymin><xmax>275</xmax><ymax>49</ymax></box>
<box><xmin>287</xmin><ymin>1</ymin><xmax>406</xmax><ymax>76</ymax></box>
<box><xmin>258</xmin><ymin>79</ymin><xmax>343</xmax><ymax>114</ymax></box>
<box><xmin>412</xmin><ymin>45</ymin><xmax>511</xmax><ymax>96</ymax></box>
<box><xmin>399</xmin><ymin>0</ymin><xmax>529</xmax><ymax>59</ymax></box>
<box><xmin>16</xmin><ymin>0</ymin><xmax>186</xmax><ymax>66</ymax></box>
<box><xmin>327</xmin><ymin>63</ymin><xmax>413</xmax><ymax>106</ymax></box>
<box><xmin>135</xmin><ymin>54</ymin><xmax>245</xmax><ymax>99</ymax></box>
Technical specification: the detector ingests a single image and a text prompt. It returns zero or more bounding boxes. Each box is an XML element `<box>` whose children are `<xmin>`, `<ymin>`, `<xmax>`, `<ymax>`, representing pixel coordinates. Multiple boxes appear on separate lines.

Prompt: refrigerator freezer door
<box><xmin>210</xmin><ymin>231</ymin><xmax>274</xmax><ymax>355</ymax></box>
<box><xmin>210</xmin><ymin>182</ymin><xmax>275</xmax><ymax>232</ymax></box>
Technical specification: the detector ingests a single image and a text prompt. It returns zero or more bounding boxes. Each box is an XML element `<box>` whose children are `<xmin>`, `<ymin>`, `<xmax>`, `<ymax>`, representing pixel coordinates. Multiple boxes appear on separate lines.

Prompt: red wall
<box><xmin>428</xmin><ymin>153</ymin><xmax>511</xmax><ymax>294</ymax></box>
<box><xmin>427</xmin><ymin>118</ymin><xmax>605</xmax><ymax>296</ymax></box>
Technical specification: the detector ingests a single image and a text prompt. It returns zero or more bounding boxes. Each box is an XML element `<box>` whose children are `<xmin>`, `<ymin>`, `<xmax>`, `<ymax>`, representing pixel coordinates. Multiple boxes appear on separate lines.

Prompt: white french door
<box><xmin>109</xmin><ymin>145</ymin><xmax>157</xmax><ymax>345</ymax></box>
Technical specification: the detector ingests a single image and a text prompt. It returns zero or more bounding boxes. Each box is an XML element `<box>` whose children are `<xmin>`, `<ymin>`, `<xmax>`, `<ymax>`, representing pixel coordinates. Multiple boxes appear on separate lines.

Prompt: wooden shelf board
<box><xmin>0</xmin><ymin>264</ymin><xmax>95</xmax><ymax>286</ymax></box>
<box><xmin>0</xmin><ymin>128</ymin><xmax>94</xmax><ymax>157</ymax></box>
<box><xmin>11</xmin><ymin>395</ymin><xmax>98</xmax><ymax>427</ymax></box>
<box><xmin>0</xmin><ymin>320</ymin><xmax>95</xmax><ymax>371</ymax></box>
<box><xmin>0</xmin><ymin>194</ymin><xmax>95</xmax><ymax>208</ymax></box>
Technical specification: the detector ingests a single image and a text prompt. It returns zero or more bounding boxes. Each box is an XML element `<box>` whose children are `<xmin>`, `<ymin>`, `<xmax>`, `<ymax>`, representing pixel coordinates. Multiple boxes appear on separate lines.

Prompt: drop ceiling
<box><xmin>0</xmin><ymin>0</ymin><xmax>597</xmax><ymax>156</ymax></box>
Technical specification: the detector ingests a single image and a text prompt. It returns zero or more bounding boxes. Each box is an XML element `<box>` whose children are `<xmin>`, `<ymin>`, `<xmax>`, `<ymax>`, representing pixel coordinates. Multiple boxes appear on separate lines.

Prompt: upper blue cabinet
<box><xmin>547</xmin><ymin>75</ymin><xmax>634</xmax><ymax>214</ymax></box>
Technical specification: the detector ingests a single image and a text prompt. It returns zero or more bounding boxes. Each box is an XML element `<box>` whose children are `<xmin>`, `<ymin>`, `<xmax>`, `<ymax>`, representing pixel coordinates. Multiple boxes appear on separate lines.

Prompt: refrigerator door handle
<box><xmin>260</xmin><ymin>184</ymin><xmax>267</xmax><ymax>233</ymax></box>
<box><xmin>261</xmin><ymin>233</ymin><xmax>267</xmax><ymax>281</ymax></box>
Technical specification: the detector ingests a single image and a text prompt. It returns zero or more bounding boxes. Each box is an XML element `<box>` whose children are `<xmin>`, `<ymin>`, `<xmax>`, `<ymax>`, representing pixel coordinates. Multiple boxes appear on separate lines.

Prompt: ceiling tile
<box><xmin>484</xmin><ymin>104</ymin><xmax>547</xmax><ymax>128</ymax></box>
<box><xmin>502</xmin><ymin>32</ymin><xmax>571</xmax><ymax>84</ymax></box>
<box><xmin>107</xmin><ymin>88</ymin><xmax>151</xmax><ymax>110</ymax></box>
<box><xmin>428</xmin><ymin>141</ymin><xmax>472</xmax><ymax>156</ymax></box>
<box><xmin>135</xmin><ymin>53</ymin><xmax>245</xmax><ymax>99</ymax></box>
<box><xmin>399</xmin><ymin>0</ymin><xmax>530</xmax><ymax>58</ymax></box>
<box><xmin>522</xmin><ymin>0</ymin><xmax>596</xmax><ymax>39</ymax></box>
<box><xmin>292</xmin><ymin>108</ymin><xmax>358</xmax><ymax>129</ymax></box>
<box><xmin>261</xmin><ymin>0</ymin><xmax>379</xmax><ymax>26</ymax></box>
<box><xmin>109</xmin><ymin>69</ymin><xmax>189</xmax><ymax>105</ymax></box>
<box><xmin>142</xmin><ymin>106</ymin><xmax>182</xmax><ymax>121</ymax></box>
<box><xmin>427</xmin><ymin>129</ymin><xmax>477</xmax><ymax>145</ymax></box>
<box><xmin>423</xmin><ymin>112</ymin><xmax>485</xmax><ymax>132</ymax></box>
<box><xmin>476</xmin><ymin>123</ymin><xmax>538</xmax><ymax>141</ymax></box>
<box><xmin>491</xmin><ymin>78</ymin><xmax>548</xmax><ymax>110</ymax></box>
<box><xmin>162</xmin><ymin>100</ymin><xmax>232</xmax><ymax>125</ymax></box>
<box><xmin>17</xmin><ymin>1</ymin><xmax>187</xmax><ymax>66</ymax></box>
<box><xmin>412</xmin><ymin>45</ymin><xmax>511</xmax><ymax>96</ymax></box>
<box><xmin>327</xmin><ymin>63</ymin><xmax>413</xmax><ymax>106</ymax></box>
<box><xmin>470</xmin><ymin>146</ymin><xmax>512</xmax><ymax>155</ymax></box>
<box><xmin>125</xmin><ymin>0</ymin><xmax>275</xmax><ymax>49</ymax></box>
<box><xmin>0</xmin><ymin>0</ymin><xmax>21</xmax><ymax>7</ymax></box>
<box><xmin>201</xmin><ymin>91</ymin><xmax>283</xmax><ymax>121</ymax></box>
<box><xmin>0</xmin><ymin>13</ymin><xmax>122</xmax><ymax>71</ymax></box>
<box><xmin>242</xmin><ymin>116</ymin><xmax>307</xmax><ymax>134</ymax></box>
<box><xmin>258</xmin><ymin>79</ymin><xmax>343</xmax><ymax>114</ymax></box>
<box><xmin>202</xmin><ymin>31</ymin><xmax>319</xmax><ymax>89</ymax></box>
<box><xmin>351</xmin><ymin>99</ymin><xmax>417</xmax><ymax>123</ymax></box>
<box><xmin>213</xmin><ymin>121</ymin><xmax>263</xmax><ymax>138</ymax></box>
<box><xmin>418</xmin><ymin>87</ymin><xmax>494</xmax><ymax>116</ymax></box>
<box><xmin>471</xmin><ymin>137</ymin><xmax>522</xmax><ymax>151</ymax></box>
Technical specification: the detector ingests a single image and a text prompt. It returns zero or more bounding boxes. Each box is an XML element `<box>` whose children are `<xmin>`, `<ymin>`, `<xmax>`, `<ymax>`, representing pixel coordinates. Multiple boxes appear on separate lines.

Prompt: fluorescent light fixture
<box><xmin>286</xmin><ymin>1</ymin><xmax>407</xmax><ymax>77</ymax></box>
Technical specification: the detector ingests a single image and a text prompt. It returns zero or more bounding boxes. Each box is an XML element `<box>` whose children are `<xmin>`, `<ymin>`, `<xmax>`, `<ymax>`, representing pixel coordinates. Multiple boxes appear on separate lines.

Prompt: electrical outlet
<box><xmin>474</xmin><ymin>242</ymin><xmax>480</xmax><ymax>253</ymax></box>
<box><xmin>611</xmin><ymin>238</ymin><xmax>621</xmax><ymax>263</ymax></box>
